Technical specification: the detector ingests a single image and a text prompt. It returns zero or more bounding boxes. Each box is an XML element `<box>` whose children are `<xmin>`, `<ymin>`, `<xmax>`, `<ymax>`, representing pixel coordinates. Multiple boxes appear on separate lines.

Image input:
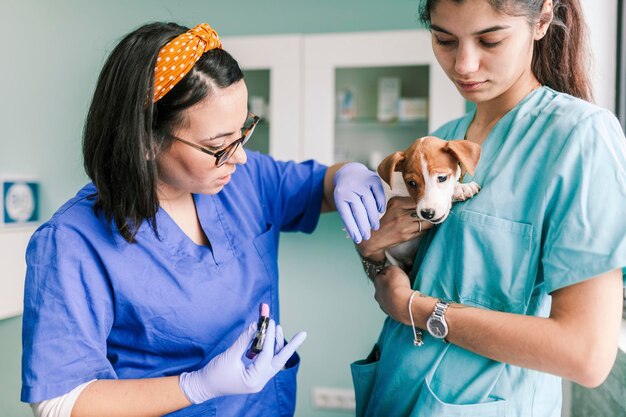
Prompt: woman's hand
<box><xmin>373</xmin><ymin>265</ymin><xmax>414</xmax><ymax>324</ymax></box>
<box><xmin>333</xmin><ymin>162</ymin><xmax>386</xmax><ymax>244</ymax></box>
<box><xmin>179</xmin><ymin>320</ymin><xmax>306</xmax><ymax>404</ymax></box>
<box><xmin>357</xmin><ymin>197</ymin><xmax>434</xmax><ymax>260</ymax></box>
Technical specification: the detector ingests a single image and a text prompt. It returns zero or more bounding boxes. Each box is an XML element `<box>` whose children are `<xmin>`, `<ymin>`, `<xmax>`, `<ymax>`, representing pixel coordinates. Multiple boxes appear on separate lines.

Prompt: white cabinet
<box><xmin>224</xmin><ymin>30</ymin><xmax>466</xmax><ymax>165</ymax></box>
<box><xmin>223</xmin><ymin>35</ymin><xmax>303</xmax><ymax>162</ymax></box>
<box><xmin>303</xmin><ymin>29</ymin><xmax>465</xmax><ymax>165</ymax></box>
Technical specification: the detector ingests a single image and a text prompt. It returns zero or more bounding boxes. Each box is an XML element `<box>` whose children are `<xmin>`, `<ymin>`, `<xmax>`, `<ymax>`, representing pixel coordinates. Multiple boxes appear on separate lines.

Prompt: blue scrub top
<box><xmin>21</xmin><ymin>151</ymin><xmax>327</xmax><ymax>417</ymax></box>
<box><xmin>352</xmin><ymin>87</ymin><xmax>626</xmax><ymax>417</ymax></box>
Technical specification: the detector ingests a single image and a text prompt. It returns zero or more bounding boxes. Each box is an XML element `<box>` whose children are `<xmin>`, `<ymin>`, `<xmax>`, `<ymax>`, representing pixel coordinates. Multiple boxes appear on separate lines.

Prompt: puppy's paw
<box><xmin>453</xmin><ymin>181</ymin><xmax>481</xmax><ymax>202</ymax></box>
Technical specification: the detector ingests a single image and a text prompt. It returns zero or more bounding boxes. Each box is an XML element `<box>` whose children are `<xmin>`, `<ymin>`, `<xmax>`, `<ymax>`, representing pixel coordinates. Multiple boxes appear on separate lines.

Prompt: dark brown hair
<box><xmin>419</xmin><ymin>0</ymin><xmax>593</xmax><ymax>101</ymax></box>
<box><xmin>83</xmin><ymin>22</ymin><xmax>244</xmax><ymax>242</ymax></box>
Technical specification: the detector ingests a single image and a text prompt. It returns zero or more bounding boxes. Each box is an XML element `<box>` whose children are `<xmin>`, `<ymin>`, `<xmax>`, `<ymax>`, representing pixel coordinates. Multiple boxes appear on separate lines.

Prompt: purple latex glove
<box><xmin>275</xmin><ymin>324</ymin><xmax>285</xmax><ymax>352</ymax></box>
<box><xmin>334</xmin><ymin>162</ymin><xmax>386</xmax><ymax>243</ymax></box>
<box><xmin>179</xmin><ymin>320</ymin><xmax>306</xmax><ymax>404</ymax></box>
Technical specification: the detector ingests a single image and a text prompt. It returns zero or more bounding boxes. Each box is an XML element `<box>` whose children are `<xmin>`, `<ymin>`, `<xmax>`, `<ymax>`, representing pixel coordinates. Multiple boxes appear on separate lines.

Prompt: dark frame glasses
<box><xmin>169</xmin><ymin>112</ymin><xmax>260</xmax><ymax>167</ymax></box>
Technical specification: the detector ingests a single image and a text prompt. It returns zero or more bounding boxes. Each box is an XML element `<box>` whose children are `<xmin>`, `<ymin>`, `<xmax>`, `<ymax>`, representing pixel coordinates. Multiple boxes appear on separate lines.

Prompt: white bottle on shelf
<box><xmin>398</xmin><ymin>97</ymin><xmax>428</xmax><ymax>121</ymax></box>
<box><xmin>336</xmin><ymin>89</ymin><xmax>356</xmax><ymax>121</ymax></box>
<box><xmin>377</xmin><ymin>77</ymin><xmax>401</xmax><ymax>122</ymax></box>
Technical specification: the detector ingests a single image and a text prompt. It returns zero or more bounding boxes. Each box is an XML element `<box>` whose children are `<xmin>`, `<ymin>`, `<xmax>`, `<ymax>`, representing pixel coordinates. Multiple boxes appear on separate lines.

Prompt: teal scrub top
<box><xmin>352</xmin><ymin>87</ymin><xmax>626</xmax><ymax>417</ymax></box>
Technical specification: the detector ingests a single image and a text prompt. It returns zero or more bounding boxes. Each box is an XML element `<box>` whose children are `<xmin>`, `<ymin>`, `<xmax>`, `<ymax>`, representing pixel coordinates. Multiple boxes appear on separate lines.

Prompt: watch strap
<box><xmin>429</xmin><ymin>299</ymin><xmax>451</xmax><ymax>342</ymax></box>
<box><xmin>432</xmin><ymin>299</ymin><xmax>450</xmax><ymax>319</ymax></box>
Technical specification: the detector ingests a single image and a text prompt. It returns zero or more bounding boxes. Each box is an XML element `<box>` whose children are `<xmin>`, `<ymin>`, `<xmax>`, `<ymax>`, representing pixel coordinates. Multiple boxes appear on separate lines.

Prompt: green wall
<box><xmin>0</xmin><ymin>0</ymin><xmax>419</xmax><ymax>415</ymax></box>
<box><xmin>0</xmin><ymin>0</ymin><xmax>424</xmax><ymax>218</ymax></box>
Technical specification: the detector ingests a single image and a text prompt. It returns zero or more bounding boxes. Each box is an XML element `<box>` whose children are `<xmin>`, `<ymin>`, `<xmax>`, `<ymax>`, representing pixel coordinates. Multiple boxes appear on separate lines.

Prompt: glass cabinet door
<box><xmin>334</xmin><ymin>65</ymin><xmax>430</xmax><ymax>169</ymax></box>
<box><xmin>222</xmin><ymin>35</ymin><xmax>302</xmax><ymax>162</ymax></box>
<box><xmin>241</xmin><ymin>69</ymin><xmax>270</xmax><ymax>155</ymax></box>
<box><xmin>303</xmin><ymin>30</ymin><xmax>466</xmax><ymax>166</ymax></box>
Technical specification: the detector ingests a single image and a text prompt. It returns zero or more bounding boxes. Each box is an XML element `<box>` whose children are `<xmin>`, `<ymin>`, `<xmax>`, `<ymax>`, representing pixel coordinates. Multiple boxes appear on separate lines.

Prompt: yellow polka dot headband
<box><xmin>153</xmin><ymin>23</ymin><xmax>222</xmax><ymax>102</ymax></box>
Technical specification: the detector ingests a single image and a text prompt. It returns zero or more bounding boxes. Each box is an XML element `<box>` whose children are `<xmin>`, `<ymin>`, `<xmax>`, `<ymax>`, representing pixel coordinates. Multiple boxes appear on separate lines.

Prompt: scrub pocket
<box><xmin>410</xmin><ymin>379</ymin><xmax>507</xmax><ymax>417</ymax></box>
<box><xmin>275</xmin><ymin>351</ymin><xmax>301</xmax><ymax>417</ymax></box>
<box><xmin>253</xmin><ymin>223</ymin><xmax>279</xmax><ymax>282</ymax></box>
<box><xmin>456</xmin><ymin>210</ymin><xmax>534</xmax><ymax>313</ymax></box>
<box><xmin>351</xmin><ymin>344</ymin><xmax>380</xmax><ymax>417</ymax></box>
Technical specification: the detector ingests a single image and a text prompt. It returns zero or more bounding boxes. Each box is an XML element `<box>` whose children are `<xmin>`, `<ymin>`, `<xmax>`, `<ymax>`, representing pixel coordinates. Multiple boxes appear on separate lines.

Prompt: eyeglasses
<box><xmin>168</xmin><ymin>112</ymin><xmax>260</xmax><ymax>167</ymax></box>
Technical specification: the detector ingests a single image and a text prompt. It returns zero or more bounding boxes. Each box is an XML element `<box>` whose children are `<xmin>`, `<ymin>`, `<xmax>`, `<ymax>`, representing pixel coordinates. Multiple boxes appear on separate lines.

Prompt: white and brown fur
<box><xmin>378</xmin><ymin>136</ymin><xmax>482</xmax><ymax>269</ymax></box>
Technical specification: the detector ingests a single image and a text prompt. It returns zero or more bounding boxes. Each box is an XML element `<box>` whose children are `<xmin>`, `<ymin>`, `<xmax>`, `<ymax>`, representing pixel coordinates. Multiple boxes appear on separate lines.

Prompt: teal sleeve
<box><xmin>542</xmin><ymin>110</ymin><xmax>626</xmax><ymax>292</ymax></box>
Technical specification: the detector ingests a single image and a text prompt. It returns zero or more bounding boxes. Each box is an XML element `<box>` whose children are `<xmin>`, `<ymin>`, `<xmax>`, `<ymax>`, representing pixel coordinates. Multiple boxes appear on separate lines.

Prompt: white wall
<box><xmin>582</xmin><ymin>0</ymin><xmax>618</xmax><ymax>112</ymax></box>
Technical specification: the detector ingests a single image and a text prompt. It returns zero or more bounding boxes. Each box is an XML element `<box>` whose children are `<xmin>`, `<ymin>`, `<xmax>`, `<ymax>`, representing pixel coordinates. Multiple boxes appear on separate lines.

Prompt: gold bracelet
<box><xmin>408</xmin><ymin>291</ymin><xmax>424</xmax><ymax>346</ymax></box>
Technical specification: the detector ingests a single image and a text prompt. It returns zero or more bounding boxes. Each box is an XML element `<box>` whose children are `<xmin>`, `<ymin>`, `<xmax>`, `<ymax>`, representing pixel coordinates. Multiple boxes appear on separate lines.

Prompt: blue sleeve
<box><xmin>245</xmin><ymin>151</ymin><xmax>327</xmax><ymax>233</ymax></box>
<box><xmin>21</xmin><ymin>225</ymin><xmax>116</xmax><ymax>402</ymax></box>
<box><xmin>542</xmin><ymin>110</ymin><xmax>626</xmax><ymax>292</ymax></box>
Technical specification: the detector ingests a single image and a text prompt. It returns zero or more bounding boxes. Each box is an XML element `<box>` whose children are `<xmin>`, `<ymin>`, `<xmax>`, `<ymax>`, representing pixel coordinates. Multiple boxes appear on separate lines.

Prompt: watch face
<box><xmin>427</xmin><ymin>317</ymin><xmax>448</xmax><ymax>338</ymax></box>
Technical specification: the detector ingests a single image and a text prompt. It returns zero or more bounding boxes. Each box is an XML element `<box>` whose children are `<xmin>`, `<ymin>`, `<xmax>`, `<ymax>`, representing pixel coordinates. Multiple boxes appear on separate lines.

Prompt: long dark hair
<box><xmin>83</xmin><ymin>22</ymin><xmax>244</xmax><ymax>243</ymax></box>
<box><xmin>419</xmin><ymin>0</ymin><xmax>593</xmax><ymax>101</ymax></box>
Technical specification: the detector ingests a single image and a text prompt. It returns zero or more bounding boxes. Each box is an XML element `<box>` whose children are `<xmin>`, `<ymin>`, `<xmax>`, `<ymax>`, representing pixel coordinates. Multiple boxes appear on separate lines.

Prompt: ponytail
<box><xmin>532</xmin><ymin>0</ymin><xmax>593</xmax><ymax>101</ymax></box>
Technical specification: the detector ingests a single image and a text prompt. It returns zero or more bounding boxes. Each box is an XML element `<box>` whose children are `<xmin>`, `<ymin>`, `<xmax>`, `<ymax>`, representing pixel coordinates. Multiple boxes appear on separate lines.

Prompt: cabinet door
<box><xmin>222</xmin><ymin>35</ymin><xmax>303</xmax><ymax>162</ymax></box>
<box><xmin>303</xmin><ymin>30</ymin><xmax>465</xmax><ymax>165</ymax></box>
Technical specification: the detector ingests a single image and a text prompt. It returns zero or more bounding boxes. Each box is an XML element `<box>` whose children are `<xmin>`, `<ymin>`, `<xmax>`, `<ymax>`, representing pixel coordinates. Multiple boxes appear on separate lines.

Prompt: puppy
<box><xmin>377</xmin><ymin>136</ymin><xmax>481</xmax><ymax>269</ymax></box>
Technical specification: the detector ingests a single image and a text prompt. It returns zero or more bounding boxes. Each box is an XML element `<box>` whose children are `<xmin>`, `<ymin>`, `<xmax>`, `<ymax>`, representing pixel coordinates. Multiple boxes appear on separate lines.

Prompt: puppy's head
<box><xmin>377</xmin><ymin>136</ymin><xmax>481</xmax><ymax>224</ymax></box>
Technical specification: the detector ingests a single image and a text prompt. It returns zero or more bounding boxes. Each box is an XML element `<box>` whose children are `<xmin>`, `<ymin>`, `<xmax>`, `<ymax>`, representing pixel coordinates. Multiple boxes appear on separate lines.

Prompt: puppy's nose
<box><xmin>420</xmin><ymin>209</ymin><xmax>435</xmax><ymax>220</ymax></box>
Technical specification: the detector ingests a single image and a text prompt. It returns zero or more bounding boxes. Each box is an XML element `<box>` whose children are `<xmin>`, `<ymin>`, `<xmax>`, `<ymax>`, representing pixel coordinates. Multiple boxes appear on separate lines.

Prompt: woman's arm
<box><xmin>70</xmin><ymin>320</ymin><xmax>305</xmax><ymax>417</ymax></box>
<box><xmin>31</xmin><ymin>380</ymin><xmax>183</xmax><ymax>417</ymax></box>
<box><xmin>71</xmin><ymin>377</ymin><xmax>190</xmax><ymax>417</ymax></box>
<box><xmin>374</xmin><ymin>266</ymin><xmax>624</xmax><ymax>388</ymax></box>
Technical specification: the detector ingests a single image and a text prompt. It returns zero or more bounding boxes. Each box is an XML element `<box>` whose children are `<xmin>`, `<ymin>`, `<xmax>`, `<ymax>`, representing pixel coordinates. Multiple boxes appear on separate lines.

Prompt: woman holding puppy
<box><xmin>351</xmin><ymin>1</ymin><xmax>626</xmax><ymax>416</ymax></box>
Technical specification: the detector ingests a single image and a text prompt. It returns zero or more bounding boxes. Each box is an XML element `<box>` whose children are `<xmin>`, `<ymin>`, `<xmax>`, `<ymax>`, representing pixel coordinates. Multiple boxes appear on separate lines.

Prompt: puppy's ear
<box><xmin>444</xmin><ymin>140</ymin><xmax>481</xmax><ymax>176</ymax></box>
<box><xmin>377</xmin><ymin>152</ymin><xmax>405</xmax><ymax>189</ymax></box>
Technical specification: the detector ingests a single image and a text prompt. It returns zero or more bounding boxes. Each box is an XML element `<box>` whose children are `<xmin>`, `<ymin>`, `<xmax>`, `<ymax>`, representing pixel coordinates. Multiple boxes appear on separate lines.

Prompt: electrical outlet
<box><xmin>312</xmin><ymin>387</ymin><xmax>356</xmax><ymax>411</ymax></box>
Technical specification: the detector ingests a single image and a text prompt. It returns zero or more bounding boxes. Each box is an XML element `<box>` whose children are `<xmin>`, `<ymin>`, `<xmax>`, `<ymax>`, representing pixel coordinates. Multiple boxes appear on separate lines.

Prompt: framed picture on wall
<box><xmin>618</xmin><ymin>0</ymin><xmax>625</xmax><ymax>132</ymax></box>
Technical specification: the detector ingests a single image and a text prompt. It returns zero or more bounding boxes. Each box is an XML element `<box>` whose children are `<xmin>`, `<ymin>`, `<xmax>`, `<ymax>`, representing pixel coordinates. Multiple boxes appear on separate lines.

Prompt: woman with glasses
<box><xmin>21</xmin><ymin>22</ymin><xmax>385</xmax><ymax>417</ymax></box>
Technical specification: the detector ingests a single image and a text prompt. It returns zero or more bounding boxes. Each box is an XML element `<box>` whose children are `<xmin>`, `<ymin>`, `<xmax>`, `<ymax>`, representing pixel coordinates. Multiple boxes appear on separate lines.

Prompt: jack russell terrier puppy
<box><xmin>377</xmin><ymin>136</ymin><xmax>482</xmax><ymax>269</ymax></box>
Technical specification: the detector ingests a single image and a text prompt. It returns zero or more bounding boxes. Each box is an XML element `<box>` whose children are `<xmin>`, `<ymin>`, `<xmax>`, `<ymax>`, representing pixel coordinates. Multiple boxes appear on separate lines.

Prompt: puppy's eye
<box><xmin>407</xmin><ymin>180</ymin><xmax>418</xmax><ymax>188</ymax></box>
<box><xmin>437</xmin><ymin>175</ymin><xmax>448</xmax><ymax>183</ymax></box>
